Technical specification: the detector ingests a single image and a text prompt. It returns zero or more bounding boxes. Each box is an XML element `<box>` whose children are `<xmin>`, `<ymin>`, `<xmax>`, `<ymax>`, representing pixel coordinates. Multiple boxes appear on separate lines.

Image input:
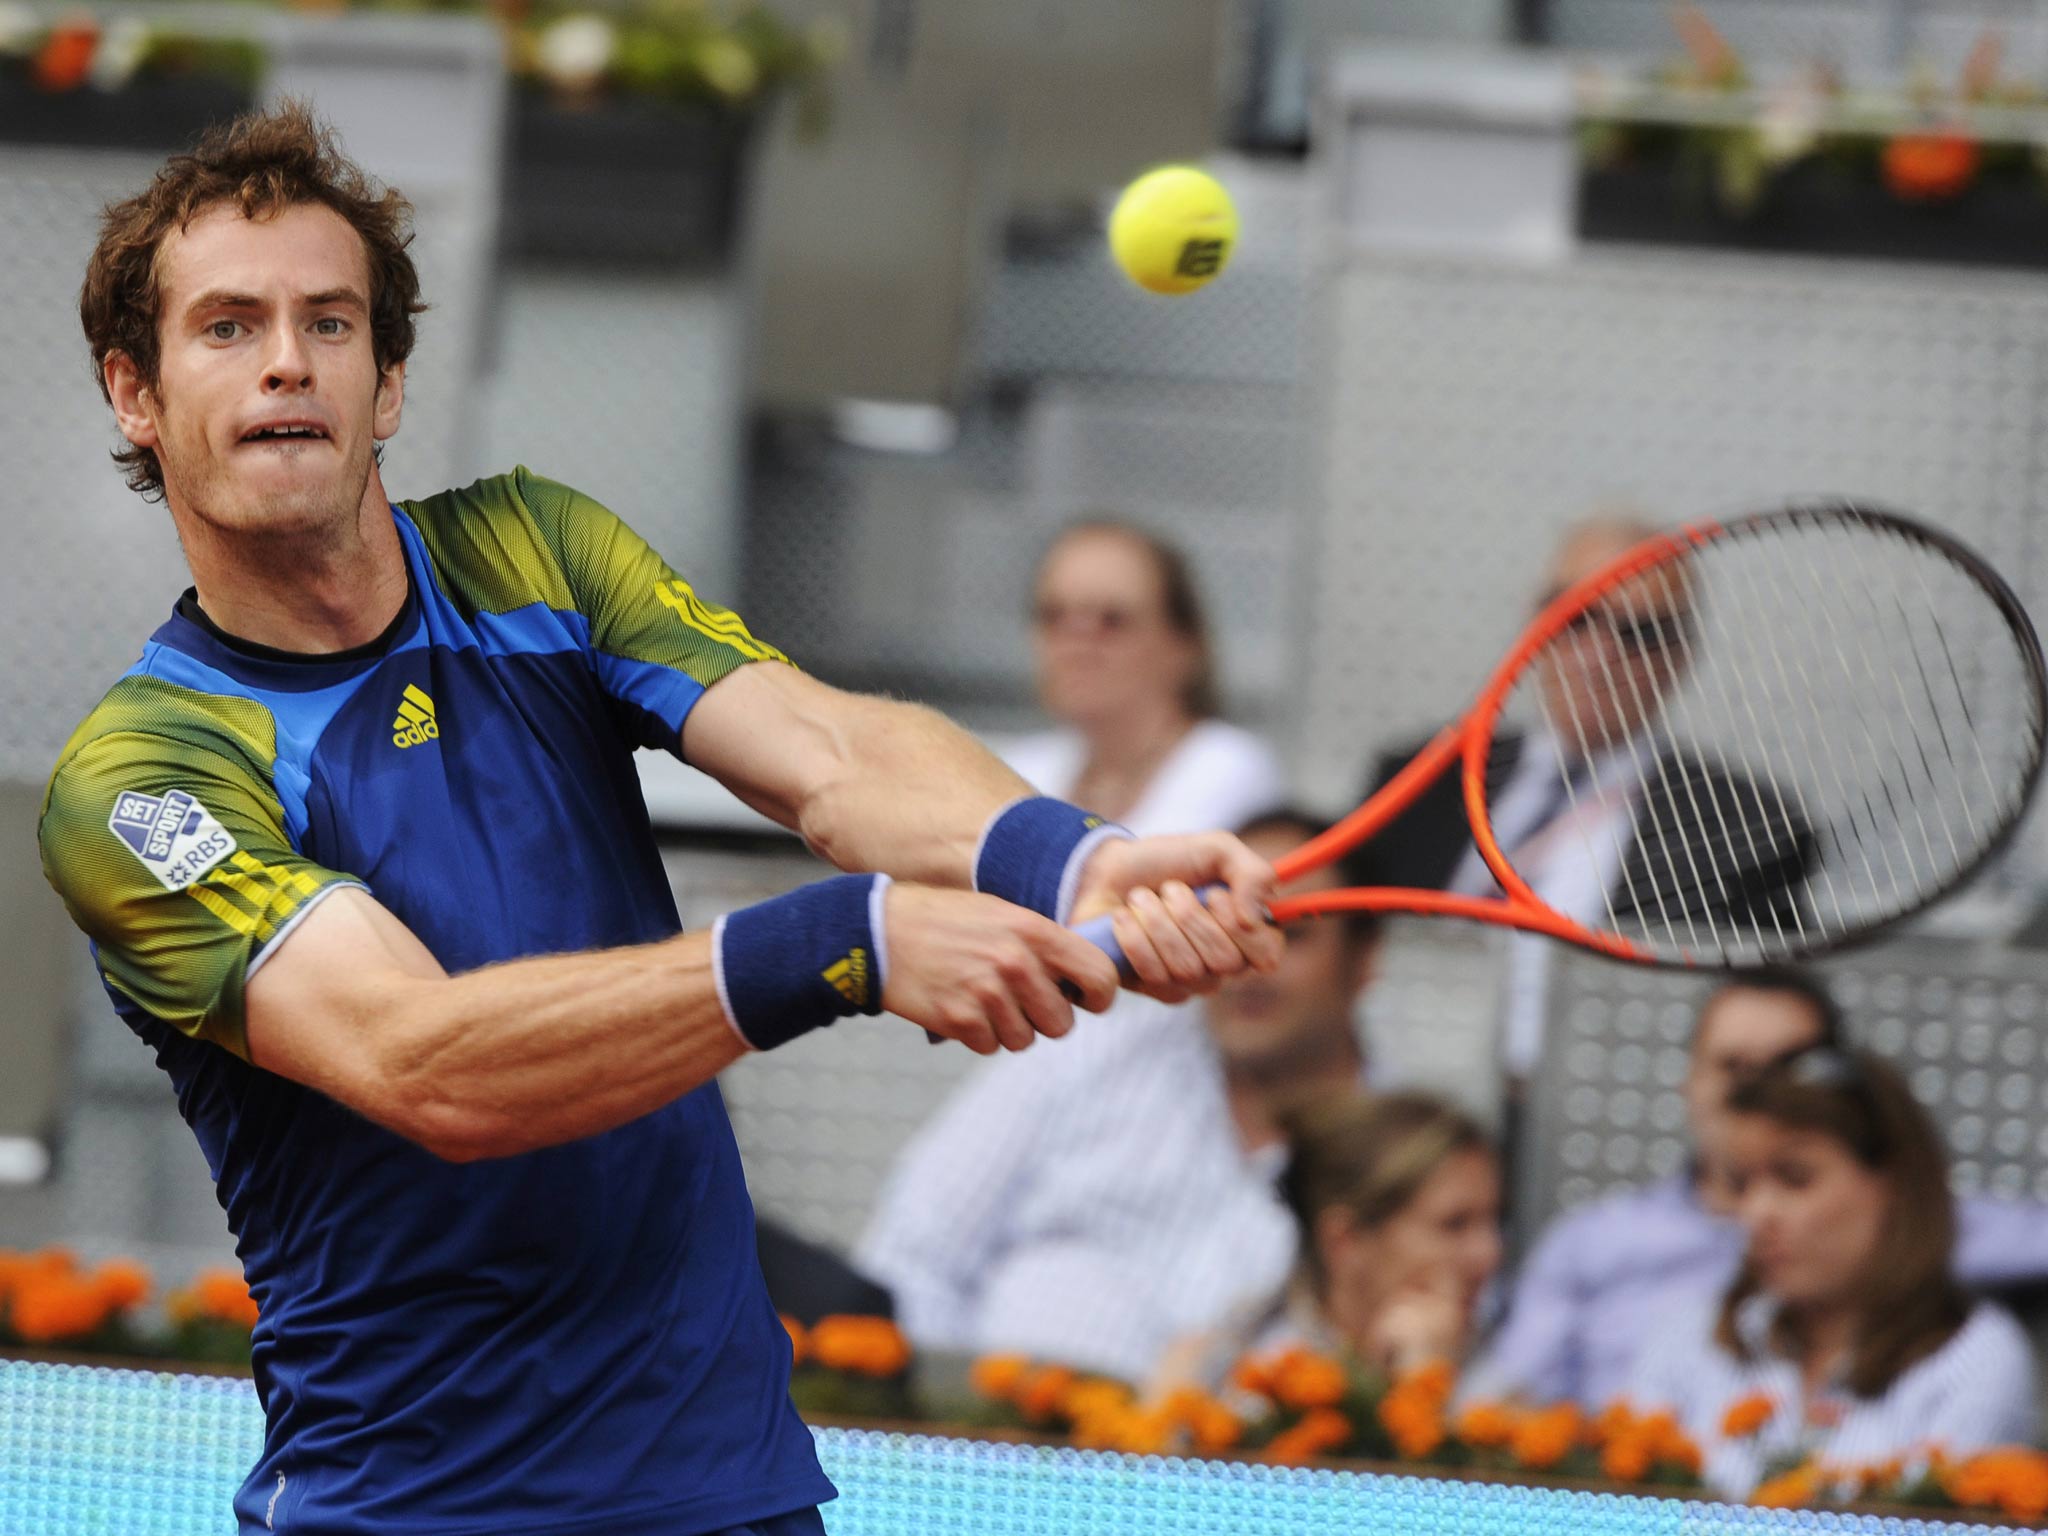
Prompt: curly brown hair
<box><xmin>79</xmin><ymin>100</ymin><xmax>426</xmax><ymax>500</ymax></box>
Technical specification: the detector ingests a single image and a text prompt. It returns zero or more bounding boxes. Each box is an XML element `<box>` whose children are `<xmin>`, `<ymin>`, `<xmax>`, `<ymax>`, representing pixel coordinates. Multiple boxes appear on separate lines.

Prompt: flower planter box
<box><xmin>1579</xmin><ymin>154</ymin><xmax>2048</xmax><ymax>272</ymax></box>
<box><xmin>501</xmin><ymin>91</ymin><xmax>756</xmax><ymax>267</ymax></box>
<box><xmin>0</xmin><ymin>76</ymin><xmax>254</xmax><ymax>151</ymax></box>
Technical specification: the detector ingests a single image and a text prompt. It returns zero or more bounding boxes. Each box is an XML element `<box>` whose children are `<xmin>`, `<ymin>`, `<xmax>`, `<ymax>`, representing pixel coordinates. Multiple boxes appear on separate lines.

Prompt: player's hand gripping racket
<box><xmin>1079</xmin><ymin>502</ymin><xmax>2048</xmax><ymax>971</ymax></box>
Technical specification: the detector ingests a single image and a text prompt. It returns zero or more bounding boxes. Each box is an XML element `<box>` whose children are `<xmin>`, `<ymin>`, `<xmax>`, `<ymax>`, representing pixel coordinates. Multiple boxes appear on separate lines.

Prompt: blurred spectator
<box><xmin>1628</xmin><ymin>1047</ymin><xmax>2038</xmax><ymax>1498</ymax></box>
<box><xmin>1002</xmin><ymin>518</ymin><xmax>1285</xmax><ymax>834</ymax></box>
<box><xmin>856</xmin><ymin>809</ymin><xmax>1376</xmax><ymax>1383</ymax></box>
<box><xmin>1364</xmin><ymin>515</ymin><xmax>1810</xmax><ymax>1088</ymax></box>
<box><xmin>1153</xmin><ymin>1093</ymin><xmax>1502</xmax><ymax>1393</ymax></box>
<box><xmin>1465</xmin><ymin>970</ymin><xmax>2048</xmax><ymax>1409</ymax></box>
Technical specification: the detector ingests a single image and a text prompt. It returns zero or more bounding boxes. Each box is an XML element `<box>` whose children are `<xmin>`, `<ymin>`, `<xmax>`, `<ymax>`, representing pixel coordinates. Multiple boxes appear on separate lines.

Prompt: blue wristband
<box><xmin>973</xmin><ymin>796</ymin><xmax>1132</xmax><ymax>924</ymax></box>
<box><xmin>713</xmin><ymin>874</ymin><xmax>890</xmax><ymax>1052</ymax></box>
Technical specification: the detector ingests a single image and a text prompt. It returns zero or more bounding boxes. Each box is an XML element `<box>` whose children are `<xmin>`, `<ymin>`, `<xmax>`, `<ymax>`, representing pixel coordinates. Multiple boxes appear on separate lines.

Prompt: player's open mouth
<box><xmin>239</xmin><ymin>422</ymin><xmax>330</xmax><ymax>443</ymax></box>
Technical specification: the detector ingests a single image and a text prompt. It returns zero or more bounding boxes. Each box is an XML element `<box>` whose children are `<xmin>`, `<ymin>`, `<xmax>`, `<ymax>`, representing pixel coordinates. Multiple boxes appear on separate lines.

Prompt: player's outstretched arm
<box><xmin>245</xmin><ymin>880</ymin><xmax>1122</xmax><ymax>1162</ymax></box>
<box><xmin>682</xmin><ymin>663</ymin><xmax>1029</xmax><ymax>886</ymax></box>
<box><xmin>682</xmin><ymin>664</ymin><xmax>1281</xmax><ymax>994</ymax></box>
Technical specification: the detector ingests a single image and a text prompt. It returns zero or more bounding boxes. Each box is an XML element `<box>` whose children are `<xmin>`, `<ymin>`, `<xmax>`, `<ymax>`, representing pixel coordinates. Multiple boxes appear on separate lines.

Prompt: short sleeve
<box><xmin>513</xmin><ymin>466</ymin><xmax>793</xmax><ymax>753</ymax></box>
<box><xmin>40</xmin><ymin>712</ymin><xmax>363</xmax><ymax>1060</ymax></box>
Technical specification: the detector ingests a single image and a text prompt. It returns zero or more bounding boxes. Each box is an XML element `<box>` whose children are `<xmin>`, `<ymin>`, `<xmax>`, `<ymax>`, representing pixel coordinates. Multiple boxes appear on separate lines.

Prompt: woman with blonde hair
<box><xmin>1628</xmin><ymin>1047</ymin><xmax>2037</xmax><ymax>1498</ymax></box>
<box><xmin>1154</xmin><ymin>1092</ymin><xmax>1504</xmax><ymax>1393</ymax></box>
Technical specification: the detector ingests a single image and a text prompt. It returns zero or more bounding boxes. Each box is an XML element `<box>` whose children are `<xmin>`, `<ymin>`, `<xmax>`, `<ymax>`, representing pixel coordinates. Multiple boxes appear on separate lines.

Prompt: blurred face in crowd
<box><xmin>1203</xmin><ymin>824</ymin><xmax>1376</xmax><ymax>1077</ymax></box>
<box><xmin>1723</xmin><ymin>1112</ymin><xmax>1890</xmax><ymax>1310</ymax></box>
<box><xmin>1031</xmin><ymin>528</ymin><xmax>1200</xmax><ymax>732</ymax></box>
<box><xmin>1686</xmin><ymin>985</ymin><xmax>1828</xmax><ymax>1144</ymax></box>
<box><xmin>1533</xmin><ymin>521</ymin><xmax>1695</xmax><ymax>755</ymax></box>
<box><xmin>1317</xmin><ymin>1148</ymin><xmax>1504</xmax><ymax>1342</ymax></box>
<box><xmin>106</xmin><ymin>202</ymin><xmax>402</xmax><ymax>542</ymax></box>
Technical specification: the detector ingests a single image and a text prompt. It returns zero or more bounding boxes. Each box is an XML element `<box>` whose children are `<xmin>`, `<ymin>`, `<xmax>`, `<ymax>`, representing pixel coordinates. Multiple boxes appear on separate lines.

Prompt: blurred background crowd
<box><xmin>13</xmin><ymin>0</ymin><xmax>2048</xmax><ymax>1513</ymax></box>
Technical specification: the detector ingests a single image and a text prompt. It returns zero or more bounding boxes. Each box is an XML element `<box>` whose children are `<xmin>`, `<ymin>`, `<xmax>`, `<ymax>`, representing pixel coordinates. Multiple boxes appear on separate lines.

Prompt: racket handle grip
<box><xmin>926</xmin><ymin>884</ymin><xmax>1227</xmax><ymax>1039</ymax></box>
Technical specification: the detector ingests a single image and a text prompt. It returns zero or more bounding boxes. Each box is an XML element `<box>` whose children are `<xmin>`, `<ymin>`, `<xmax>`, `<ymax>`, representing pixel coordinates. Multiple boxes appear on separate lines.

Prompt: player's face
<box><xmin>1724</xmin><ymin>1113</ymin><xmax>1889</xmax><ymax>1308</ymax></box>
<box><xmin>1534</xmin><ymin>528</ymin><xmax>1695</xmax><ymax>754</ymax></box>
<box><xmin>1203</xmin><ymin>826</ymin><xmax>1373</xmax><ymax>1074</ymax></box>
<box><xmin>1031</xmin><ymin>530</ymin><xmax>1199</xmax><ymax>729</ymax></box>
<box><xmin>118</xmin><ymin>201</ymin><xmax>401</xmax><ymax>539</ymax></box>
<box><xmin>1321</xmin><ymin>1147</ymin><xmax>1502</xmax><ymax>1333</ymax></box>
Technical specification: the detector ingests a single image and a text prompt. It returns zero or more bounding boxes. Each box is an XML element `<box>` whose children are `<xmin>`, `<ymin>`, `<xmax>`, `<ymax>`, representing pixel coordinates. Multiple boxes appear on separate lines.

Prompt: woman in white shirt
<box><xmin>1629</xmin><ymin>1046</ymin><xmax>2037</xmax><ymax>1499</ymax></box>
<box><xmin>1001</xmin><ymin>519</ymin><xmax>1285</xmax><ymax>836</ymax></box>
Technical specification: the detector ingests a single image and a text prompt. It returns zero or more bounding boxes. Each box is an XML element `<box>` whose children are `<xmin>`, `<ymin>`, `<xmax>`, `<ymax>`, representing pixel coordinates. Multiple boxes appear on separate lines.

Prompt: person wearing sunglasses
<box><xmin>1001</xmin><ymin>519</ymin><xmax>1285</xmax><ymax>839</ymax></box>
<box><xmin>1626</xmin><ymin>1045</ymin><xmax>2037</xmax><ymax>1498</ymax></box>
<box><xmin>1360</xmin><ymin>516</ymin><xmax>1813</xmax><ymax>1102</ymax></box>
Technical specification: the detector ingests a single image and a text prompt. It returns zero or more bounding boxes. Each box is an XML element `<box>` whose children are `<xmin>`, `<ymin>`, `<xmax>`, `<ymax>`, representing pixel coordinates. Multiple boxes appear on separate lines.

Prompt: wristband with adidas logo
<box><xmin>712</xmin><ymin>874</ymin><xmax>891</xmax><ymax>1052</ymax></box>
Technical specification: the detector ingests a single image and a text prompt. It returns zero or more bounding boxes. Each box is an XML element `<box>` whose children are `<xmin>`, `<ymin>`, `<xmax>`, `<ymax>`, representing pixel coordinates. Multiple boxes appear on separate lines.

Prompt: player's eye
<box><xmin>312</xmin><ymin>316</ymin><xmax>348</xmax><ymax>336</ymax></box>
<box><xmin>208</xmin><ymin>320</ymin><xmax>243</xmax><ymax>341</ymax></box>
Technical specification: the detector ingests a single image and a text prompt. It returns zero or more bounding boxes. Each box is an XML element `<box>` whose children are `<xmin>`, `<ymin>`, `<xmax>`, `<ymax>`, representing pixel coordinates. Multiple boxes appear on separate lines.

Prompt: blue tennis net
<box><xmin>0</xmin><ymin>1358</ymin><xmax>2026</xmax><ymax>1534</ymax></box>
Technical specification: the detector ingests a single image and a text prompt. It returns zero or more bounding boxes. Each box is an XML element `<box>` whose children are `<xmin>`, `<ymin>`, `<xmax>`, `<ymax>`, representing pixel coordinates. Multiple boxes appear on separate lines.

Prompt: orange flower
<box><xmin>1398</xmin><ymin>1358</ymin><xmax>1455</xmax><ymax>1407</ymax></box>
<box><xmin>1994</xmin><ymin>1456</ymin><xmax>2048</xmax><ymax>1523</ymax></box>
<box><xmin>807</xmin><ymin>1315</ymin><xmax>910</xmax><ymax>1377</ymax></box>
<box><xmin>1068</xmin><ymin>1403</ymin><xmax>1134</xmax><ymax>1452</ymax></box>
<box><xmin>1508</xmin><ymin>1403</ymin><xmax>1582</xmax><ymax>1471</ymax></box>
<box><xmin>1602</xmin><ymin>1431</ymin><xmax>1654</xmax><ymax>1483</ymax></box>
<box><xmin>197</xmin><ymin>1269</ymin><xmax>260</xmax><ymax>1330</ymax></box>
<box><xmin>1111</xmin><ymin>1407</ymin><xmax>1176</xmax><ymax>1457</ymax></box>
<box><xmin>1269</xmin><ymin>1349</ymin><xmax>1347</xmax><ymax>1411</ymax></box>
<box><xmin>1720</xmin><ymin>1392</ymin><xmax>1774</xmax><ymax>1439</ymax></box>
<box><xmin>1454</xmin><ymin>1400</ymin><xmax>1518</xmax><ymax>1450</ymax></box>
<box><xmin>92</xmin><ymin>1259</ymin><xmax>151</xmax><ymax>1312</ymax></box>
<box><xmin>1015</xmin><ymin>1365</ymin><xmax>1078</xmax><ymax>1422</ymax></box>
<box><xmin>1588</xmin><ymin>1398</ymin><xmax>1636</xmax><ymax>1446</ymax></box>
<box><xmin>1382</xmin><ymin>1398</ymin><xmax>1445</xmax><ymax>1462</ymax></box>
<box><xmin>780</xmin><ymin>1314</ymin><xmax>807</xmax><ymax>1367</ymax></box>
<box><xmin>31</xmin><ymin>21</ymin><xmax>98</xmax><ymax>93</ymax></box>
<box><xmin>1060</xmin><ymin>1378</ymin><xmax>1134</xmax><ymax>1424</ymax></box>
<box><xmin>1188</xmin><ymin>1398</ymin><xmax>1243</xmax><ymax>1455</ymax></box>
<box><xmin>969</xmin><ymin>1352</ymin><xmax>1030</xmax><ymax>1402</ymax></box>
<box><xmin>1229</xmin><ymin>1354</ymin><xmax>1275</xmax><ymax>1400</ymax></box>
<box><xmin>1265</xmin><ymin>1406</ymin><xmax>1354</xmax><ymax>1465</ymax></box>
<box><xmin>1751</xmin><ymin>1464</ymin><xmax>1822</xmax><ymax>1509</ymax></box>
<box><xmin>9</xmin><ymin>1273</ymin><xmax>109</xmax><ymax>1343</ymax></box>
<box><xmin>1882</xmin><ymin>133</ymin><xmax>1979</xmax><ymax>202</ymax></box>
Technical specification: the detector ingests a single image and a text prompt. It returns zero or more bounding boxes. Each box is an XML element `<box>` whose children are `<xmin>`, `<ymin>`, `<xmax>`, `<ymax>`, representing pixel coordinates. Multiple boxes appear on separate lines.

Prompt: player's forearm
<box><xmin>379</xmin><ymin>932</ymin><xmax>744</xmax><ymax>1161</ymax></box>
<box><xmin>796</xmin><ymin>696</ymin><xmax>1031</xmax><ymax>886</ymax></box>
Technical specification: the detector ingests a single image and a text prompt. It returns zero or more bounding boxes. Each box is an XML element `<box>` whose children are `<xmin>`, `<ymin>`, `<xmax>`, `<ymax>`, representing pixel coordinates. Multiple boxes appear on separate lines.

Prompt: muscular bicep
<box><xmin>244</xmin><ymin>886</ymin><xmax>445</xmax><ymax>1126</ymax></box>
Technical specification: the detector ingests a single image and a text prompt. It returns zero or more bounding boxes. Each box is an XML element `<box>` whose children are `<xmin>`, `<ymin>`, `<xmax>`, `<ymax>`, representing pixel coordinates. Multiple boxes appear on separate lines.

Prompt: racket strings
<box><xmin>1501</xmin><ymin>506</ymin><xmax>2044</xmax><ymax>965</ymax></box>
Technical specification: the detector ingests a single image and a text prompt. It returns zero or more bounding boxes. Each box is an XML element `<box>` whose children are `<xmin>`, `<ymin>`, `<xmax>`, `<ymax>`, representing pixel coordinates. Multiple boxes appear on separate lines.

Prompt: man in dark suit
<box><xmin>1366</xmin><ymin>517</ymin><xmax>1814</xmax><ymax>961</ymax></box>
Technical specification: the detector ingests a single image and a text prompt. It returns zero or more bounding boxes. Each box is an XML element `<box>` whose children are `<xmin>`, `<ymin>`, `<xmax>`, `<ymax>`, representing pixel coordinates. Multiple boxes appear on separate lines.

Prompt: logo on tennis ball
<box><xmin>1109</xmin><ymin>166</ymin><xmax>1238</xmax><ymax>296</ymax></box>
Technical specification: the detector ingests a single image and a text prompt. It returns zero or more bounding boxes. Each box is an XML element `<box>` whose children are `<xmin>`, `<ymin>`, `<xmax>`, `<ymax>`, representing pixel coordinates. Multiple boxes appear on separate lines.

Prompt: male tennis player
<box><xmin>39</xmin><ymin>105</ymin><xmax>1280</xmax><ymax>1536</ymax></box>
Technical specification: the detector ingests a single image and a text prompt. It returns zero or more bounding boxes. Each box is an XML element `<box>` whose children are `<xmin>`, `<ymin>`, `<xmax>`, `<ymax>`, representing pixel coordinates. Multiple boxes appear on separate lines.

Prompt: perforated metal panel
<box><xmin>1522</xmin><ymin>938</ymin><xmax>2048</xmax><ymax>1229</ymax></box>
<box><xmin>1300</xmin><ymin>247</ymin><xmax>2048</xmax><ymax>880</ymax></box>
<box><xmin>0</xmin><ymin>150</ymin><xmax>194</xmax><ymax>786</ymax></box>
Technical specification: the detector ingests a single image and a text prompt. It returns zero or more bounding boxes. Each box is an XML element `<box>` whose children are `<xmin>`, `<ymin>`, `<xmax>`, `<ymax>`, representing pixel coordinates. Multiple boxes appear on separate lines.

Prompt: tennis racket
<box><xmin>1080</xmin><ymin>502</ymin><xmax>2048</xmax><ymax>971</ymax></box>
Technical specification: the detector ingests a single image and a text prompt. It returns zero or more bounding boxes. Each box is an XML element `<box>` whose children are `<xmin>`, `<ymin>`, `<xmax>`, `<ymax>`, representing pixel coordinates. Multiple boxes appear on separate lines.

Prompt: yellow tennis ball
<box><xmin>1109</xmin><ymin>166</ymin><xmax>1238</xmax><ymax>296</ymax></box>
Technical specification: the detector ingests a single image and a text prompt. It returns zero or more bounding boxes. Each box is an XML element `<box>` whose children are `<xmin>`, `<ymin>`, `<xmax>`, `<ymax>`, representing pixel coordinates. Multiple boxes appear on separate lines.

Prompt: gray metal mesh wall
<box><xmin>1300</xmin><ymin>245</ymin><xmax>2048</xmax><ymax>876</ymax></box>
<box><xmin>1521</xmin><ymin>939</ymin><xmax>2048</xmax><ymax>1227</ymax></box>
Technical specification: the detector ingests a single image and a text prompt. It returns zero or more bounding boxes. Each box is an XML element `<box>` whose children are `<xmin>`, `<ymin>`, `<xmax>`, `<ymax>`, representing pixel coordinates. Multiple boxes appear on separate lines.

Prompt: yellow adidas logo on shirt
<box><xmin>822</xmin><ymin>948</ymin><xmax>871</xmax><ymax>1009</ymax></box>
<box><xmin>391</xmin><ymin>685</ymin><xmax>441</xmax><ymax>749</ymax></box>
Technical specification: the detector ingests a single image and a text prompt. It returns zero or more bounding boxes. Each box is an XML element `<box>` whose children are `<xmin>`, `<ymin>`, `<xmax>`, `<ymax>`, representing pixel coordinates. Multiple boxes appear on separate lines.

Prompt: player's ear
<box><xmin>372</xmin><ymin>359</ymin><xmax>404</xmax><ymax>441</ymax></box>
<box><xmin>103</xmin><ymin>352</ymin><xmax>160</xmax><ymax>450</ymax></box>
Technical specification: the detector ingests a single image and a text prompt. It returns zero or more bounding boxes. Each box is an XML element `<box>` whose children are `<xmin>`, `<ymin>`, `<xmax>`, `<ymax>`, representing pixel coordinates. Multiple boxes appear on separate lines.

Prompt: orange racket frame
<box><xmin>1265</xmin><ymin>521</ymin><xmax>1721</xmax><ymax>962</ymax></box>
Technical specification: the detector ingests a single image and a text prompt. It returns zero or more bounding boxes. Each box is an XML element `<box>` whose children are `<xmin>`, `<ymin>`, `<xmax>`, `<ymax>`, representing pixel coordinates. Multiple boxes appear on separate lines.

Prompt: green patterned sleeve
<box><xmin>511</xmin><ymin>466</ymin><xmax>794</xmax><ymax>753</ymax></box>
<box><xmin>38</xmin><ymin>710</ymin><xmax>363</xmax><ymax>1060</ymax></box>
